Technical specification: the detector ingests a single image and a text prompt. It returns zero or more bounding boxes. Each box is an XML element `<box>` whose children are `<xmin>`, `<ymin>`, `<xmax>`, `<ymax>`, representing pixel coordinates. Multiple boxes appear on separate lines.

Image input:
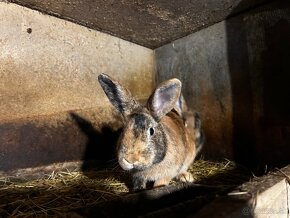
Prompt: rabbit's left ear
<box><xmin>147</xmin><ymin>78</ymin><xmax>181</xmax><ymax>121</ymax></box>
<box><xmin>98</xmin><ymin>73</ymin><xmax>140</xmax><ymax>119</ymax></box>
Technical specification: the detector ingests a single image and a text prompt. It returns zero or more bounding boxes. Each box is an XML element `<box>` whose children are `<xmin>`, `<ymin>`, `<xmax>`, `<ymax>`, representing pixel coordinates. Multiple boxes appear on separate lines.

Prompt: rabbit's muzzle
<box><xmin>119</xmin><ymin>157</ymin><xmax>134</xmax><ymax>170</ymax></box>
<box><xmin>119</xmin><ymin>157</ymin><xmax>148</xmax><ymax>171</ymax></box>
<box><xmin>118</xmin><ymin>149</ymin><xmax>153</xmax><ymax>171</ymax></box>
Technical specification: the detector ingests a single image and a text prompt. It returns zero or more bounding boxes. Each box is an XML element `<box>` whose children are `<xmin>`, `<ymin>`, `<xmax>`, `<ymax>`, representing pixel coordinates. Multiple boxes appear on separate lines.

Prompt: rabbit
<box><xmin>98</xmin><ymin>73</ymin><xmax>203</xmax><ymax>190</ymax></box>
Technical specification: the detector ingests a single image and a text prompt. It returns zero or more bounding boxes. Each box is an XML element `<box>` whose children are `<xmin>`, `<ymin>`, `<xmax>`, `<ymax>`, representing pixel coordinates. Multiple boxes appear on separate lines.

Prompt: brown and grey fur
<box><xmin>98</xmin><ymin>73</ymin><xmax>203</xmax><ymax>190</ymax></box>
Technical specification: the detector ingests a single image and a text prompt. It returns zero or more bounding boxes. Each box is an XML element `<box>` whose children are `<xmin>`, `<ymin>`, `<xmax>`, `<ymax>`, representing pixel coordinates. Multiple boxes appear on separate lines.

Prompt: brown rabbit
<box><xmin>98</xmin><ymin>73</ymin><xmax>203</xmax><ymax>190</ymax></box>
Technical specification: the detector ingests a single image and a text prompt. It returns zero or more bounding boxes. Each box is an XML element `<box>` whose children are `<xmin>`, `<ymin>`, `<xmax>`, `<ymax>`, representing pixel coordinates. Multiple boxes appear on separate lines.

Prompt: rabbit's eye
<box><xmin>149</xmin><ymin>127</ymin><xmax>155</xmax><ymax>136</ymax></box>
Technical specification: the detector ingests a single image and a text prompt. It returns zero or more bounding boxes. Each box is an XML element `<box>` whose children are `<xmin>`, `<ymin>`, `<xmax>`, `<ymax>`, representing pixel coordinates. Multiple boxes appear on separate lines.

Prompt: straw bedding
<box><xmin>0</xmin><ymin>160</ymin><xmax>251</xmax><ymax>217</ymax></box>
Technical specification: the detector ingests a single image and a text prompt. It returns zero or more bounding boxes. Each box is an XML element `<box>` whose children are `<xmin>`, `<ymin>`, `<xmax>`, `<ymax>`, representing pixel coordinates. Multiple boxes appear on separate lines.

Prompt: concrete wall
<box><xmin>0</xmin><ymin>2</ymin><xmax>154</xmax><ymax>171</ymax></box>
<box><xmin>0</xmin><ymin>2</ymin><xmax>154</xmax><ymax>122</ymax></box>
<box><xmin>155</xmin><ymin>0</ymin><xmax>290</xmax><ymax>169</ymax></box>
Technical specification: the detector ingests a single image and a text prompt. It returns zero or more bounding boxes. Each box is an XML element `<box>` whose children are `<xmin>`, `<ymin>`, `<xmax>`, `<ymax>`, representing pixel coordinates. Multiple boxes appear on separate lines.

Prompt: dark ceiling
<box><xmin>10</xmin><ymin>0</ymin><xmax>270</xmax><ymax>48</ymax></box>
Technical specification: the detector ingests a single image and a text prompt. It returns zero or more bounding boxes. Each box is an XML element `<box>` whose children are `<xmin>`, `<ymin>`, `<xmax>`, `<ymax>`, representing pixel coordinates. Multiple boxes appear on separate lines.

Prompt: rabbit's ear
<box><xmin>98</xmin><ymin>74</ymin><xmax>140</xmax><ymax>118</ymax></box>
<box><xmin>174</xmin><ymin>94</ymin><xmax>188</xmax><ymax>117</ymax></box>
<box><xmin>147</xmin><ymin>78</ymin><xmax>181</xmax><ymax>121</ymax></box>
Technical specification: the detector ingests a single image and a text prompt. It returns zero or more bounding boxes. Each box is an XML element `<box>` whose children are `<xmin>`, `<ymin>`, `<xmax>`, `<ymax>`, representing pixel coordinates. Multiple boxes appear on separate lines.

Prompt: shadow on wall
<box><xmin>70</xmin><ymin>112</ymin><xmax>122</xmax><ymax>171</ymax></box>
<box><xmin>226</xmin><ymin>0</ymin><xmax>290</xmax><ymax>172</ymax></box>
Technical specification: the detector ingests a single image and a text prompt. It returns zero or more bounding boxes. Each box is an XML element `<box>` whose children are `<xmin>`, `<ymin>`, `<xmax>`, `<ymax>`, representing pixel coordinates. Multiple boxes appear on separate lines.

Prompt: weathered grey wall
<box><xmin>1</xmin><ymin>0</ymin><xmax>289</xmax><ymax>171</ymax></box>
<box><xmin>156</xmin><ymin>21</ymin><xmax>234</xmax><ymax>160</ymax></box>
<box><xmin>0</xmin><ymin>2</ymin><xmax>154</xmax><ymax>171</ymax></box>
<box><xmin>0</xmin><ymin>2</ymin><xmax>154</xmax><ymax>122</ymax></box>
<box><xmin>155</xmin><ymin>0</ymin><xmax>290</xmax><ymax>169</ymax></box>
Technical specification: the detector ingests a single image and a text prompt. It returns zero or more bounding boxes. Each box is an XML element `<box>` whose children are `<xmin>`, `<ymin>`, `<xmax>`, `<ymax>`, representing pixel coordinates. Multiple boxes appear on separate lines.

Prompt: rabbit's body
<box><xmin>128</xmin><ymin>111</ymin><xmax>196</xmax><ymax>189</ymax></box>
<box><xmin>98</xmin><ymin>74</ymin><xmax>203</xmax><ymax>190</ymax></box>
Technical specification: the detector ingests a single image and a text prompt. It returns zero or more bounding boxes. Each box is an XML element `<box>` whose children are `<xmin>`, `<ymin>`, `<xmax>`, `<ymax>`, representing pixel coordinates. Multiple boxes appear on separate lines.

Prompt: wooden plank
<box><xmin>193</xmin><ymin>165</ymin><xmax>290</xmax><ymax>218</ymax></box>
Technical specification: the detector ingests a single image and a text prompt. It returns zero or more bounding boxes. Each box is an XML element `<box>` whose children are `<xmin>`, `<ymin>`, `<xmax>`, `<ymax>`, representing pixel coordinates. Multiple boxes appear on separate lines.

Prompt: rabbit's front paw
<box><xmin>153</xmin><ymin>177</ymin><xmax>171</xmax><ymax>188</ymax></box>
<box><xmin>177</xmin><ymin>172</ymin><xmax>194</xmax><ymax>183</ymax></box>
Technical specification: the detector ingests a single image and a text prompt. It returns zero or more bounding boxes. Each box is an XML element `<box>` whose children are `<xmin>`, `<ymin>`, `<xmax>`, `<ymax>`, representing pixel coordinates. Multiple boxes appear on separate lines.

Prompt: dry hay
<box><xmin>190</xmin><ymin>159</ymin><xmax>251</xmax><ymax>186</ymax></box>
<box><xmin>0</xmin><ymin>160</ymin><xmax>251</xmax><ymax>217</ymax></box>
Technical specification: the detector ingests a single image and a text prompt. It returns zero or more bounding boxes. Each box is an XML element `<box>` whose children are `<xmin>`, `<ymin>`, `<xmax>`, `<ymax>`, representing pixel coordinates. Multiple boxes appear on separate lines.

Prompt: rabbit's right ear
<box><xmin>98</xmin><ymin>74</ymin><xmax>140</xmax><ymax>119</ymax></box>
<box><xmin>147</xmin><ymin>78</ymin><xmax>181</xmax><ymax>121</ymax></box>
